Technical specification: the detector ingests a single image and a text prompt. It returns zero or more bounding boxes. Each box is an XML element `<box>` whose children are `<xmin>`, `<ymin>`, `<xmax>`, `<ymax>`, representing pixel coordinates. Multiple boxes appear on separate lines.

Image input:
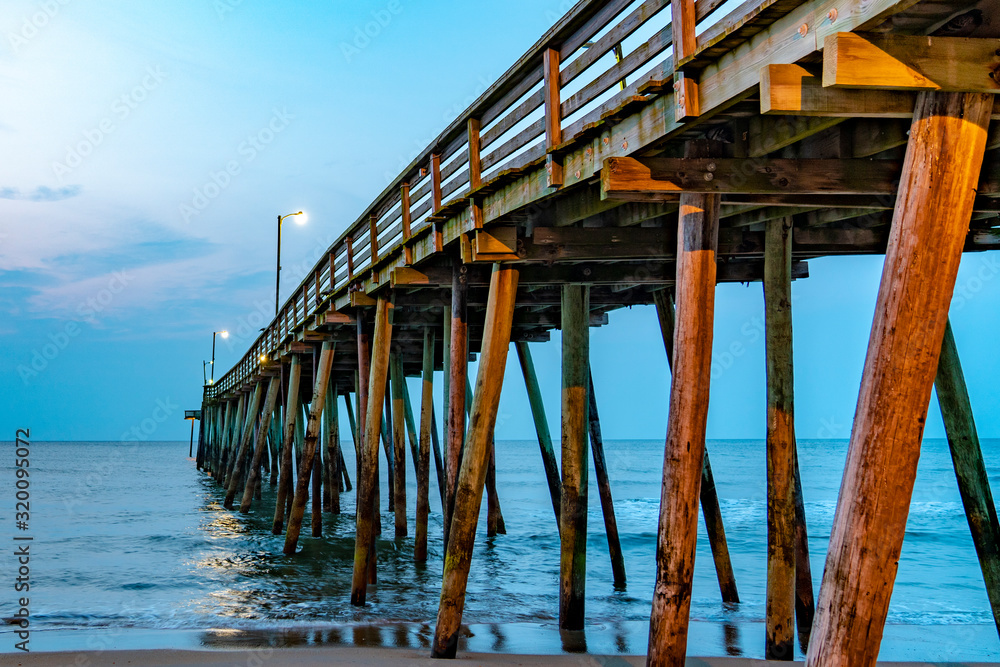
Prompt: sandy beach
<box><xmin>5</xmin><ymin>649</ymin><xmax>999</xmax><ymax>667</ymax></box>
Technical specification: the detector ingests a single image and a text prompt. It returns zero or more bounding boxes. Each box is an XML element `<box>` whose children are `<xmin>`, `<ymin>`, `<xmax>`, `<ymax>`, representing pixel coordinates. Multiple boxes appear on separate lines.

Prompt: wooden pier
<box><xmin>197</xmin><ymin>0</ymin><xmax>1000</xmax><ymax>663</ymax></box>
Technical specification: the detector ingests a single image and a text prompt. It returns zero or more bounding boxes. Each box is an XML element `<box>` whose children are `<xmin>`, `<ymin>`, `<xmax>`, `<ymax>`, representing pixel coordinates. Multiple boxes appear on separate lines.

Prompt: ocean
<box><xmin>2</xmin><ymin>437</ymin><xmax>999</xmax><ymax>660</ymax></box>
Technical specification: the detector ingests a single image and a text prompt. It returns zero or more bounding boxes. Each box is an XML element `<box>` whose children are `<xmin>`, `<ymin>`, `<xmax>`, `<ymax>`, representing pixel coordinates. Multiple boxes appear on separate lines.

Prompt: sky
<box><xmin>2</xmin><ymin>0</ymin><xmax>1000</xmax><ymax>446</ymax></box>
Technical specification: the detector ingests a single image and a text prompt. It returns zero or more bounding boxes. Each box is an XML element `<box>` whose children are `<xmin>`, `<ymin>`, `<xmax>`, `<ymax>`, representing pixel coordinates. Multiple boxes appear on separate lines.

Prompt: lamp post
<box><xmin>211</xmin><ymin>330</ymin><xmax>229</xmax><ymax>383</ymax></box>
<box><xmin>203</xmin><ymin>360</ymin><xmax>210</xmax><ymax>386</ymax></box>
<box><xmin>276</xmin><ymin>211</ymin><xmax>307</xmax><ymax>315</ymax></box>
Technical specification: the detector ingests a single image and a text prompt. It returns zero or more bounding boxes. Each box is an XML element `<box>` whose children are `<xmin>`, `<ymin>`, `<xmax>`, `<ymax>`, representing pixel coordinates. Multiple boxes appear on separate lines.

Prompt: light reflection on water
<box><xmin>3</xmin><ymin>439</ymin><xmax>1000</xmax><ymax>660</ymax></box>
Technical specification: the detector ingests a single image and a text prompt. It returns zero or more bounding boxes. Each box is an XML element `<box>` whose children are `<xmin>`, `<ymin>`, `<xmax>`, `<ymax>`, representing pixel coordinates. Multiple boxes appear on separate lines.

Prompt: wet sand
<box><xmin>5</xmin><ymin>648</ymin><xmax>999</xmax><ymax>667</ymax></box>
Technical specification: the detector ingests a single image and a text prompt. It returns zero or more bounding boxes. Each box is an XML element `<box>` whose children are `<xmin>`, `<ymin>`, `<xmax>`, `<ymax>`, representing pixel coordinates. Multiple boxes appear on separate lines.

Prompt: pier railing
<box><xmin>206</xmin><ymin>0</ymin><xmax>705</xmax><ymax>399</ymax></box>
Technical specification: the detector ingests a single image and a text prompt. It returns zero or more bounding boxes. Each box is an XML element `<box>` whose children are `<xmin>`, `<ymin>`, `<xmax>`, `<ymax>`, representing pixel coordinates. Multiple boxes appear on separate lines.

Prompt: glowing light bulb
<box><xmin>220</xmin><ymin>330</ymin><xmax>229</xmax><ymax>339</ymax></box>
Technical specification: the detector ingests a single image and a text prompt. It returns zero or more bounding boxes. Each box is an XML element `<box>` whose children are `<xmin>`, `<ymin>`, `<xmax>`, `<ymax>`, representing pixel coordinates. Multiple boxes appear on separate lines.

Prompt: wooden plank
<box><xmin>648</xmin><ymin>142</ymin><xmax>721</xmax><ymax>666</ymax></box>
<box><xmin>674</xmin><ymin>71</ymin><xmax>700</xmax><ymax>121</ymax></box>
<box><xmin>672</xmin><ymin>0</ymin><xmax>697</xmax><ymax>61</ymax></box>
<box><xmin>807</xmin><ymin>91</ymin><xmax>993</xmax><ymax>665</ymax></box>
<box><xmin>602</xmin><ymin>157</ymin><xmax>901</xmax><ymax>199</ymax></box>
<box><xmin>432</xmin><ymin>265</ymin><xmax>520</xmax><ymax>659</ymax></box>
<box><xmin>823</xmin><ymin>32</ymin><xmax>1000</xmax><ymax>93</ymax></box>
<box><xmin>544</xmin><ymin>47</ymin><xmax>564</xmax><ymax>189</ymax></box>
<box><xmin>764</xmin><ymin>217</ymin><xmax>796</xmax><ymax>660</ymax></box>
<box><xmin>762</xmin><ymin>63</ymin><xmax>919</xmax><ymax>116</ymax></box>
<box><xmin>350</xmin><ymin>297</ymin><xmax>392</xmax><ymax>605</ymax></box>
<box><xmin>401</xmin><ymin>182</ymin><xmax>413</xmax><ymax>265</ymax></box>
<box><xmin>282</xmin><ymin>341</ymin><xmax>335</xmax><ymax>554</ymax></box>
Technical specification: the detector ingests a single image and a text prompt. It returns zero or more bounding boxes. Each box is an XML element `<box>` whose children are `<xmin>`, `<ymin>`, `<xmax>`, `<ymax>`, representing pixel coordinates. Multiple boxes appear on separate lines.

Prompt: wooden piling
<box><xmin>326</xmin><ymin>387</ymin><xmax>342</xmax><ymax>514</ymax></box>
<box><xmin>587</xmin><ymin>370</ymin><xmax>626</xmax><ymax>589</ymax></box>
<box><xmin>652</xmin><ymin>288</ymin><xmax>739</xmax><ymax>605</ymax></box>
<box><xmin>311</xmin><ymin>445</ymin><xmax>322</xmax><ymax>537</ymax></box>
<box><xmin>807</xmin><ymin>91</ymin><xmax>992</xmax><ymax>667</ymax></box>
<box><xmin>415</xmin><ymin>326</ymin><xmax>435</xmax><ymax>562</ymax></box>
<box><xmin>935</xmin><ymin>319</ymin><xmax>1000</xmax><ymax>635</ymax></box>
<box><xmin>764</xmin><ymin>216</ymin><xmax>798</xmax><ymax>660</ymax></box>
<box><xmin>793</xmin><ymin>449</ymin><xmax>815</xmax><ymax>637</ymax></box>
<box><xmin>445</xmin><ymin>264</ymin><xmax>468</xmax><ymax>547</ymax></box>
<box><xmin>283</xmin><ymin>341</ymin><xmax>335</xmax><ymax>554</ymax></box>
<box><xmin>383</xmin><ymin>391</ymin><xmax>396</xmax><ymax>513</ymax></box>
<box><xmin>272</xmin><ymin>356</ymin><xmax>302</xmax><ymax>534</ymax></box>
<box><xmin>351</xmin><ymin>296</ymin><xmax>393</xmax><ymax>605</ymax></box>
<box><xmin>515</xmin><ymin>341</ymin><xmax>561</xmax><ymax>526</ymax></box>
<box><xmin>466</xmin><ymin>379</ymin><xmax>506</xmax><ymax>537</ymax></box>
<box><xmin>224</xmin><ymin>381</ymin><xmax>264</xmax><ymax>509</ymax></box>
<box><xmin>560</xmin><ymin>284</ymin><xmax>590</xmax><ymax>631</ymax></box>
<box><xmin>432</xmin><ymin>264</ymin><xmax>519</xmax><ymax>659</ymax></box>
<box><xmin>239</xmin><ymin>376</ymin><xmax>281</xmax><ymax>513</ymax></box>
<box><xmin>431</xmin><ymin>405</ymin><xmax>446</xmax><ymax>508</ymax></box>
<box><xmin>391</xmin><ymin>353</ymin><xmax>408</xmax><ymax>538</ymax></box>
<box><xmin>401</xmin><ymin>374</ymin><xmax>421</xmax><ymax>469</ymax></box>
<box><xmin>648</xmin><ymin>167</ymin><xmax>721</xmax><ymax>665</ymax></box>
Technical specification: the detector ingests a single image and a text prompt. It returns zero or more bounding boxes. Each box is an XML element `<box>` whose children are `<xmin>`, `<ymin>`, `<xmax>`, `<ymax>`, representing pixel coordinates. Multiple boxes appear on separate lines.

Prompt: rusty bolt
<box><xmin>798</xmin><ymin>23</ymin><xmax>808</xmax><ymax>37</ymax></box>
<box><xmin>707</xmin><ymin>162</ymin><xmax>717</xmax><ymax>172</ymax></box>
<box><xmin>603</xmin><ymin>137</ymin><xmax>610</xmax><ymax>145</ymax></box>
<box><xmin>622</xmin><ymin>140</ymin><xmax>629</xmax><ymax>150</ymax></box>
<box><xmin>575</xmin><ymin>170</ymin><xmax>581</xmax><ymax>179</ymax></box>
<box><xmin>827</xmin><ymin>8</ymin><xmax>837</xmax><ymax>22</ymax></box>
<box><xmin>586</xmin><ymin>147</ymin><xmax>593</xmax><ymax>156</ymax></box>
<box><xmin>778</xmin><ymin>177</ymin><xmax>789</xmax><ymax>187</ymax></box>
<box><xmin>703</xmin><ymin>172</ymin><xmax>714</xmax><ymax>181</ymax></box>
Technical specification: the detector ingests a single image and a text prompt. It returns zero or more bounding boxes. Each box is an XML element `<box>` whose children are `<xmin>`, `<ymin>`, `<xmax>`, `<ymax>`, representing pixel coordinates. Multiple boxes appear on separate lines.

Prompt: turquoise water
<box><xmin>1</xmin><ymin>438</ymin><xmax>999</xmax><ymax>660</ymax></box>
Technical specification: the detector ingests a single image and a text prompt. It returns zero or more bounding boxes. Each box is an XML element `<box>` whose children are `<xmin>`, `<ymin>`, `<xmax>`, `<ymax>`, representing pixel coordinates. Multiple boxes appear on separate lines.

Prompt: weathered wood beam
<box><xmin>763</xmin><ymin>63</ymin><xmax>920</xmax><ymax>117</ymax></box>
<box><xmin>602</xmin><ymin>157</ymin><xmax>901</xmax><ymax>200</ymax></box>
<box><xmin>652</xmin><ymin>288</ymin><xmax>740</xmax><ymax>605</ymax></box>
<box><xmin>935</xmin><ymin>319</ymin><xmax>1000</xmax><ymax>637</ymax></box>
<box><xmin>283</xmin><ymin>341</ymin><xmax>335</xmax><ymax>554</ymax></box>
<box><xmin>444</xmin><ymin>264</ymin><xmax>469</xmax><ymax>548</ymax></box>
<box><xmin>807</xmin><ymin>91</ymin><xmax>993</xmax><ymax>666</ymax></box>
<box><xmin>560</xmin><ymin>284</ymin><xmax>590</xmax><ymax>631</ymax></box>
<box><xmin>415</xmin><ymin>327</ymin><xmax>435</xmax><ymax>563</ymax></box>
<box><xmin>351</xmin><ymin>297</ymin><xmax>393</xmax><ymax>605</ymax></box>
<box><xmin>515</xmin><ymin>341</ymin><xmax>562</xmax><ymax>527</ymax></box>
<box><xmin>272</xmin><ymin>357</ymin><xmax>301</xmax><ymax>534</ymax></box>
<box><xmin>823</xmin><ymin>33</ymin><xmax>1000</xmax><ymax>94</ymax></box>
<box><xmin>239</xmin><ymin>376</ymin><xmax>281</xmax><ymax>514</ymax></box>
<box><xmin>648</xmin><ymin>144</ymin><xmax>721</xmax><ymax>664</ymax></box>
<box><xmin>391</xmin><ymin>353</ymin><xmax>408</xmax><ymax>538</ymax></box>
<box><xmin>588</xmin><ymin>370</ymin><xmax>626</xmax><ymax>589</ymax></box>
<box><xmin>432</xmin><ymin>265</ymin><xmax>519</xmax><ymax>659</ymax></box>
<box><xmin>764</xmin><ymin>217</ymin><xmax>797</xmax><ymax>661</ymax></box>
<box><xmin>224</xmin><ymin>381</ymin><xmax>264</xmax><ymax>509</ymax></box>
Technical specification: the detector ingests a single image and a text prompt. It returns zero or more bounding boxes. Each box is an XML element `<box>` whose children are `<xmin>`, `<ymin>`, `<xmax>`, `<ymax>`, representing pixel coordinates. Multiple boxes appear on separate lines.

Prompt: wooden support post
<box><xmin>465</xmin><ymin>379</ymin><xmax>505</xmax><ymax>537</ymax></box>
<box><xmin>543</xmin><ymin>47</ymin><xmax>563</xmax><ymax>188</ymax></box>
<box><xmin>268</xmin><ymin>404</ymin><xmax>280</xmax><ymax>486</ymax></box>
<box><xmin>326</xmin><ymin>387</ymin><xmax>341</xmax><ymax>514</ymax></box>
<box><xmin>807</xmin><ymin>91</ymin><xmax>993</xmax><ymax>667</ymax></box>
<box><xmin>272</xmin><ymin>356</ymin><xmax>302</xmax><ymax>533</ymax></box>
<box><xmin>415</xmin><ymin>327</ymin><xmax>435</xmax><ymax>563</ymax></box>
<box><xmin>468</xmin><ymin>118</ymin><xmax>484</xmax><ymax>229</ymax></box>
<box><xmin>560</xmin><ymin>284</ymin><xmax>590</xmax><ymax>631</ymax></box>
<box><xmin>588</xmin><ymin>370</ymin><xmax>626</xmax><ymax>589</ymax></box>
<box><xmin>239</xmin><ymin>377</ymin><xmax>281</xmax><ymax>513</ymax></box>
<box><xmin>648</xmin><ymin>159</ymin><xmax>721</xmax><ymax>665</ymax></box>
<box><xmin>432</xmin><ymin>264</ymin><xmax>519</xmax><ymax>659</ymax></box>
<box><xmin>936</xmin><ymin>319</ymin><xmax>1000</xmax><ymax>635</ymax></box>
<box><xmin>444</xmin><ymin>264</ymin><xmax>468</xmax><ymax>547</ymax></box>
<box><xmin>391</xmin><ymin>353</ymin><xmax>408</xmax><ymax>538</ymax></box>
<box><xmin>224</xmin><ymin>382</ymin><xmax>264</xmax><ymax>509</ymax></box>
<box><xmin>311</xmin><ymin>444</ymin><xmax>322</xmax><ymax>536</ymax></box>
<box><xmin>431</xmin><ymin>403</ymin><xmax>446</xmax><ymax>509</ymax></box>
<box><xmin>283</xmin><ymin>341</ymin><xmax>335</xmax><ymax>554</ymax></box>
<box><xmin>383</xmin><ymin>391</ymin><xmax>396</xmax><ymax>514</ymax></box>
<box><xmin>515</xmin><ymin>341</ymin><xmax>561</xmax><ymax>526</ymax></box>
<box><xmin>222</xmin><ymin>394</ymin><xmax>246</xmax><ymax>488</ymax></box>
<box><xmin>793</xmin><ymin>449</ymin><xmax>815</xmax><ymax>637</ymax></box>
<box><xmin>345</xmin><ymin>392</ymin><xmax>359</xmax><ymax>460</ymax></box>
<box><xmin>652</xmin><ymin>288</ymin><xmax>740</xmax><ymax>606</ymax></box>
<box><xmin>765</xmin><ymin>217</ymin><xmax>797</xmax><ymax>661</ymax></box>
<box><xmin>351</xmin><ymin>296</ymin><xmax>392</xmax><ymax>605</ymax></box>
<box><xmin>401</xmin><ymin>378</ymin><xmax>420</xmax><ymax>473</ymax></box>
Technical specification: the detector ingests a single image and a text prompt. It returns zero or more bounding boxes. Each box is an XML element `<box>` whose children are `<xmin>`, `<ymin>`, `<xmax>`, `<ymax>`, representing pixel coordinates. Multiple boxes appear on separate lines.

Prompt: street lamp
<box><xmin>276</xmin><ymin>211</ymin><xmax>307</xmax><ymax>315</ymax></box>
<box><xmin>211</xmin><ymin>330</ymin><xmax>229</xmax><ymax>383</ymax></box>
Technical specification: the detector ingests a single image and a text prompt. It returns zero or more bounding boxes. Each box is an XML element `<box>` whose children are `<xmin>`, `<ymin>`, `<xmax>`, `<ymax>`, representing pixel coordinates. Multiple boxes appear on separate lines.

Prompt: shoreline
<box><xmin>3</xmin><ymin>646</ymin><xmax>1000</xmax><ymax>667</ymax></box>
<box><xmin>2</xmin><ymin>620</ymin><xmax>997</xmax><ymax>663</ymax></box>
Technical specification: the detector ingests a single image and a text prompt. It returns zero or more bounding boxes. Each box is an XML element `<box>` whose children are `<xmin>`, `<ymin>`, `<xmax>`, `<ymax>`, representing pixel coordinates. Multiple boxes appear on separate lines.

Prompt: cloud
<box><xmin>0</xmin><ymin>185</ymin><xmax>82</xmax><ymax>202</ymax></box>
